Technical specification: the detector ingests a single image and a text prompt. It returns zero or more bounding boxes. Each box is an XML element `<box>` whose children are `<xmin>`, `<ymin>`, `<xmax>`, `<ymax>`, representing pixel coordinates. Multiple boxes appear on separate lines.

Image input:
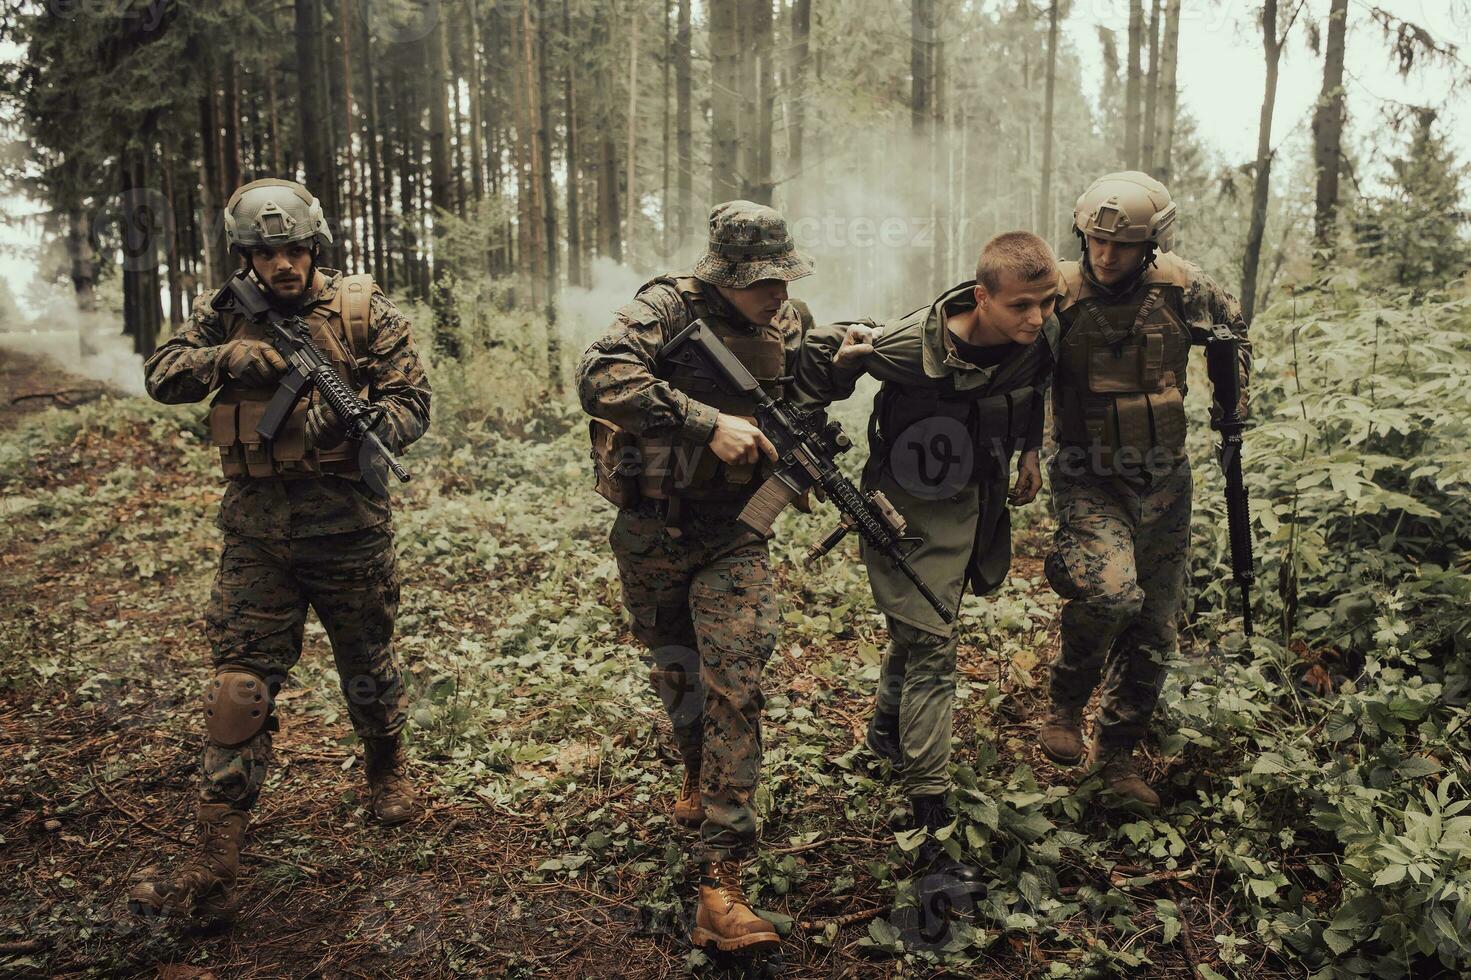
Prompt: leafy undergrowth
<box><xmin>1</xmin><ymin>283</ymin><xmax>1469</xmax><ymax>980</ymax></box>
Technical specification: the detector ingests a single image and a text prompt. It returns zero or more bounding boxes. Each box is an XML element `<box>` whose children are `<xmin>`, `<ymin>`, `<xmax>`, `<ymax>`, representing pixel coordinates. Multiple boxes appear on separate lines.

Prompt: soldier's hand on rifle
<box><xmin>220</xmin><ymin>339</ymin><xmax>288</xmax><ymax>386</ymax></box>
<box><xmin>833</xmin><ymin>323</ymin><xmax>880</xmax><ymax>369</ymax></box>
<box><xmin>306</xmin><ymin>399</ymin><xmax>350</xmax><ymax>451</ymax></box>
<box><xmin>1008</xmin><ymin>450</ymin><xmax>1041</xmax><ymax>505</ymax></box>
<box><xmin>708</xmin><ymin>413</ymin><xmax>778</xmax><ymax>466</ymax></box>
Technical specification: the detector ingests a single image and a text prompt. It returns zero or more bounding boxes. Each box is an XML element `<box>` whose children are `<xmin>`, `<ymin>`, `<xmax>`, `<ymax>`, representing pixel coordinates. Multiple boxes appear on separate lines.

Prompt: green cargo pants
<box><xmin>873</xmin><ymin>617</ymin><xmax>961</xmax><ymax>796</ymax></box>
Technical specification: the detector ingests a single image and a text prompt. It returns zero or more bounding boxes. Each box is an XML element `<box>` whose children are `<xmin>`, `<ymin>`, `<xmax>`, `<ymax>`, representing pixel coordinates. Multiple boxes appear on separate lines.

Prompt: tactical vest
<box><xmin>867</xmin><ymin>305</ymin><xmax>1048</xmax><ymax>487</ymax></box>
<box><xmin>637</xmin><ymin>275</ymin><xmax>791</xmax><ymax>503</ymax></box>
<box><xmin>1053</xmin><ymin>256</ymin><xmax>1194</xmax><ymax>470</ymax></box>
<box><xmin>207</xmin><ymin>272</ymin><xmax>375</xmax><ymax>481</ymax></box>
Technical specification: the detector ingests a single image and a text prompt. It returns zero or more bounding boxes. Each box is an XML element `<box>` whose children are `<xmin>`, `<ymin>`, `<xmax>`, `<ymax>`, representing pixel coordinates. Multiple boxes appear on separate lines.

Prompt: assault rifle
<box><xmin>1204</xmin><ymin>324</ymin><xmax>1254</xmax><ymax>636</ymax></box>
<box><xmin>210</xmin><ymin>270</ymin><xmax>410</xmax><ymax>497</ymax></box>
<box><xmin>659</xmin><ymin>320</ymin><xmax>954</xmax><ymax>624</ymax></box>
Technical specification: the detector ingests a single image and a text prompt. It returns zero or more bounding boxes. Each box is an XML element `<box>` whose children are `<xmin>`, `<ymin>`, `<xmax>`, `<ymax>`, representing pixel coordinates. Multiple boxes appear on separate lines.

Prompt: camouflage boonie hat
<box><xmin>693</xmin><ymin>200</ymin><xmax>814</xmax><ymax>289</ymax></box>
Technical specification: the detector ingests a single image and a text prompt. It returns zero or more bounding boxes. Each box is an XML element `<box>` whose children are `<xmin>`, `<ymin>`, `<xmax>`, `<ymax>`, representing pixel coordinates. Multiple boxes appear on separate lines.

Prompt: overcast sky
<box><xmin>1</xmin><ymin>0</ymin><xmax>1467</xmax><ymax>317</ymax></box>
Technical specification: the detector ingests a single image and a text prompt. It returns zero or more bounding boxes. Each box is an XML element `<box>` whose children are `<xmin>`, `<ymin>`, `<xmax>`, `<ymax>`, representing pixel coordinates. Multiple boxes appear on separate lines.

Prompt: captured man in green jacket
<box><xmin>793</xmin><ymin>232</ymin><xmax>1058</xmax><ymax>884</ymax></box>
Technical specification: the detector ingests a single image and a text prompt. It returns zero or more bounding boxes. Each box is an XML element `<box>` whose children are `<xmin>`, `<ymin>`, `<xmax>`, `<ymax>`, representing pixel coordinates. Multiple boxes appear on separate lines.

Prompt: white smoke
<box><xmin>555</xmin><ymin>256</ymin><xmax>654</xmax><ymax>354</ymax></box>
<box><xmin>0</xmin><ymin>281</ymin><xmax>146</xmax><ymax>396</ymax></box>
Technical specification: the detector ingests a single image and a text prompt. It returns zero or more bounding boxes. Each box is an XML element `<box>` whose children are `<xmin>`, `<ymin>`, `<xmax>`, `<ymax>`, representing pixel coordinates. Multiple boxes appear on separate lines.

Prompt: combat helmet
<box><xmin>1073</xmin><ymin>171</ymin><xmax>1176</xmax><ymax>253</ymax></box>
<box><xmin>223</xmin><ymin>178</ymin><xmax>333</xmax><ymax>255</ymax></box>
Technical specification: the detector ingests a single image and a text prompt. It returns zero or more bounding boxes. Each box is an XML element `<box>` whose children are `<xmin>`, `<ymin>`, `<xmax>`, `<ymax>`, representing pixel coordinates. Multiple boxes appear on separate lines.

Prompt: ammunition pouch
<box><xmin>589</xmin><ymin>417</ymin><xmax>641</xmax><ymax>508</ymax></box>
<box><xmin>1055</xmin><ymin>283</ymin><xmax>1192</xmax><ymax>470</ymax></box>
<box><xmin>207</xmin><ymin>272</ymin><xmax>375</xmax><ymax>482</ymax></box>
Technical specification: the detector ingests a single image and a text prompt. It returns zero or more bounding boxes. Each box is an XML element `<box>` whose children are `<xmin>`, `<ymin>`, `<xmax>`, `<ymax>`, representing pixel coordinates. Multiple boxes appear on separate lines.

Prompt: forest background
<box><xmin>1</xmin><ymin>0</ymin><xmax>1470</xmax><ymax>977</ymax></box>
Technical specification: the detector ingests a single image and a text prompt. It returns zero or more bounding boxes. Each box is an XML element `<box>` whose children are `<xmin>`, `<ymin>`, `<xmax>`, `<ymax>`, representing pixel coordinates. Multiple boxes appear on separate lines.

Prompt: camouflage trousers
<box><xmin>1044</xmin><ymin>457</ymin><xmax>1192</xmax><ymax>748</ymax></box>
<box><xmin>874</xmin><ymin>617</ymin><xmax>960</xmax><ymax>796</ymax></box>
<box><xmin>609</xmin><ymin>501</ymin><xmax>778</xmax><ymax>863</ymax></box>
<box><xmin>200</xmin><ymin>525</ymin><xmax>407</xmax><ymax>810</ymax></box>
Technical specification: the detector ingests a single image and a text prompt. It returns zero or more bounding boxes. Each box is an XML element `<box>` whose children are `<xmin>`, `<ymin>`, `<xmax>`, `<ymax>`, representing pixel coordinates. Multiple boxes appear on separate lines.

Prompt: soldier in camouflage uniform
<box><xmin>577</xmin><ymin>201</ymin><xmax>814</xmax><ymax>956</ymax></box>
<box><xmin>795</xmin><ymin>232</ymin><xmax>1059</xmax><ymax>886</ymax></box>
<box><xmin>129</xmin><ymin>179</ymin><xmax>431</xmax><ymax>921</ymax></box>
<box><xmin>1038</xmin><ymin>172</ymin><xmax>1250</xmax><ymax>808</ymax></box>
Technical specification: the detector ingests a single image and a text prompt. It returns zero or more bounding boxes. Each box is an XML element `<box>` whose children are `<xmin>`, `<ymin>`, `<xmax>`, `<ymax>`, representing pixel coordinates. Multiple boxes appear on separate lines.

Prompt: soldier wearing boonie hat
<box><xmin>576</xmin><ymin>200</ymin><xmax>813</xmax><ymax>957</ymax></box>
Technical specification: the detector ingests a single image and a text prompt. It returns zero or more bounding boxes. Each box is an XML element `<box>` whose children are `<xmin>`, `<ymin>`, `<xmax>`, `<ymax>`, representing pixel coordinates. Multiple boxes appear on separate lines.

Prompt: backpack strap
<box><xmin>338</xmin><ymin>273</ymin><xmax>377</xmax><ymax>359</ymax></box>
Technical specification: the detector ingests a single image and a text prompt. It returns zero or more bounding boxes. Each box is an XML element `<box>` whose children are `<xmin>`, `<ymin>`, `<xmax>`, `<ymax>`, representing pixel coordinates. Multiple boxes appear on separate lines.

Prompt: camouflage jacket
<box><xmin>143</xmin><ymin>269</ymin><xmax>431</xmax><ymax>539</ymax></box>
<box><xmin>793</xmin><ymin>283</ymin><xmax>1058</xmax><ymax>635</ymax></box>
<box><xmin>575</xmin><ymin>274</ymin><xmax>810</xmax><ymax>443</ymax></box>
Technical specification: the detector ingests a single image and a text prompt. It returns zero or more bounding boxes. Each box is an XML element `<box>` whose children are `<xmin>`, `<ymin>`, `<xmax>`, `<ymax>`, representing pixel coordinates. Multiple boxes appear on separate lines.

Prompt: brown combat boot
<box><xmin>1038</xmin><ymin>703</ymin><xmax>1086</xmax><ymax>767</ymax></box>
<box><xmin>673</xmin><ymin>764</ymin><xmax>704</xmax><ymax>828</ymax></box>
<box><xmin>1089</xmin><ymin>734</ymin><xmax>1161</xmax><ymax>809</ymax></box>
<box><xmin>364</xmin><ymin>736</ymin><xmax>422</xmax><ymax>825</ymax></box>
<box><xmin>691</xmin><ymin>861</ymin><xmax>781</xmax><ymax>955</ymax></box>
<box><xmin>127</xmin><ymin>803</ymin><xmax>247</xmax><ymax>921</ymax></box>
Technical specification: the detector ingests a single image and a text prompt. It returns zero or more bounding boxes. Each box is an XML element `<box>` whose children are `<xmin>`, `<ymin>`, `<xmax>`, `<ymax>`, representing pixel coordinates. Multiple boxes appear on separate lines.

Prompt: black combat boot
<box><xmin>865</xmin><ymin>707</ymin><xmax>902</xmax><ymax>765</ymax></box>
<box><xmin>910</xmin><ymin>794</ymin><xmax>984</xmax><ymax>885</ymax></box>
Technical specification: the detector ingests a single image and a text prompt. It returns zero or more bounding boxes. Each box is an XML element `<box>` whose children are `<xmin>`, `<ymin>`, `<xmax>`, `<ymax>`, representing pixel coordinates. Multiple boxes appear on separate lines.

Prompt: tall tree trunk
<box><xmin>931</xmin><ymin>11</ymin><xmax>946</xmax><ymax>291</ymax></box>
<box><xmin>675</xmin><ymin>0</ymin><xmax>693</xmax><ymax>244</ymax></box>
<box><xmin>538</xmin><ymin>0</ymin><xmax>562</xmax><ymax>390</ymax></box>
<box><xmin>1141</xmin><ymin>0</ymin><xmax>1161</xmax><ymax>173</ymax></box>
<box><xmin>1156</xmin><ymin>0</ymin><xmax>1181</xmax><ymax>182</ymax></box>
<box><xmin>66</xmin><ymin>208</ymin><xmax>97</xmax><ymax>314</ymax></box>
<box><xmin>468</xmin><ymin>0</ymin><xmax>486</xmax><ymax>204</ymax></box>
<box><xmin>661</xmin><ymin>0</ymin><xmax>671</xmax><ymax>257</ymax></box>
<box><xmin>267</xmin><ymin>70</ymin><xmax>283</xmax><ymax>175</ymax></box>
<box><xmin>450</xmin><ymin>27</ymin><xmax>467</xmax><ymax>218</ymax></box>
<box><xmin>741</xmin><ymin>0</ymin><xmax>773</xmax><ymax>203</ymax></box>
<box><xmin>1124</xmin><ymin>0</ymin><xmax>1143</xmax><ymax>168</ymax></box>
<box><xmin>911</xmin><ymin>0</ymin><xmax>933</xmax><ymax>293</ymax></box>
<box><xmin>296</xmin><ymin>0</ymin><xmax>333</xmax><ymax>247</ymax></box>
<box><xmin>395</xmin><ymin>66</ymin><xmax>420</xmax><ymax>300</ymax></box>
<box><xmin>339</xmin><ymin>0</ymin><xmax>361</xmax><ymax>273</ymax></box>
<box><xmin>1241</xmin><ymin>0</ymin><xmax>1286</xmax><ymax>323</ymax></box>
<box><xmin>558</xmin><ymin>0</ymin><xmax>582</xmax><ymax>286</ymax></box>
<box><xmin>709</xmin><ymin>0</ymin><xmax>739</xmax><ymax>202</ymax></box>
<box><xmin>1039</xmin><ymin>0</ymin><xmax>1059</xmax><ymax>238</ymax></box>
<box><xmin>223</xmin><ymin>55</ymin><xmax>241</xmax><ymax>193</ymax></box>
<box><xmin>355</xmin><ymin>5</ymin><xmax>387</xmax><ymax>283</ymax></box>
<box><xmin>789</xmin><ymin>0</ymin><xmax>810</xmax><ymax>179</ymax></box>
<box><xmin>518</xmin><ymin>0</ymin><xmax>546</xmax><ymax>310</ymax></box>
<box><xmin>1312</xmin><ymin>0</ymin><xmax>1349</xmax><ymax>260</ymax></box>
<box><xmin>163</xmin><ymin>151</ymin><xmax>183</xmax><ymax>327</ymax></box>
<box><xmin>563</xmin><ymin>0</ymin><xmax>583</xmax><ymax>287</ymax></box>
<box><xmin>626</xmin><ymin>3</ymin><xmax>642</xmax><ymax>252</ymax></box>
<box><xmin>197</xmin><ymin>61</ymin><xmax>225</xmax><ymax>287</ymax></box>
<box><xmin>427</xmin><ymin>20</ymin><xmax>454</xmax><ymax>223</ymax></box>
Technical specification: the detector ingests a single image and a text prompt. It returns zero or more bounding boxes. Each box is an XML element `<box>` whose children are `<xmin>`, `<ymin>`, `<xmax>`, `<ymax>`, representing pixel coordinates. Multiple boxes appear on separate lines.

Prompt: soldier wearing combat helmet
<box><xmin>1037</xmin><ymin>171</ymin><xmax>1250</xmax><ymax>807</ymax></box>
<box><xmin>129</xmin><ymin>179</ymin><xmax>431</xmax><ymax>921</ymax></box>
<box><xmin>577</xmin><ymin>201</ymin><xmax>814</xmax><ymax>956</ymax></box>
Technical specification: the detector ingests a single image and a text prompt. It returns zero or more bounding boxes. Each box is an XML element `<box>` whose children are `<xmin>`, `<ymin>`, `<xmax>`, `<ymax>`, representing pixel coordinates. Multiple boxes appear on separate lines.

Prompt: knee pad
<box><xmin>204</xmin><ymin>669</ymin><xmax>274</xmax><ymax>748</ymax></box>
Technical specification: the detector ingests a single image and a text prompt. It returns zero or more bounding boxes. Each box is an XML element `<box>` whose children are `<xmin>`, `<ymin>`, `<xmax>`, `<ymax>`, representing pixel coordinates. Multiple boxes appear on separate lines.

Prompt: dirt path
<box><xmin>0</xmin><ymin>346</ymin><xmax>111</xmax><ymax>430</ymax></box>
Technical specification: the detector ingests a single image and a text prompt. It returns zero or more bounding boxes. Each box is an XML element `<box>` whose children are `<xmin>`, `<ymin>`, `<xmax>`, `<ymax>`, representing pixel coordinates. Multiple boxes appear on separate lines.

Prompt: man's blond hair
<box><xmin>975</xmin><ymin>231</ymin><xmax>1058</xmax><ymax>293</ymax></box>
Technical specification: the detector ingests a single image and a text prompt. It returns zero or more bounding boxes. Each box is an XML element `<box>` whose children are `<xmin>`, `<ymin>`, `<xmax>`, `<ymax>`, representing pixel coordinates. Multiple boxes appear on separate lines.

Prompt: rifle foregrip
<box><xmin>738</xmin><ymin>474</ymin><xmax>800</xmax><ymax>539</ymax></box>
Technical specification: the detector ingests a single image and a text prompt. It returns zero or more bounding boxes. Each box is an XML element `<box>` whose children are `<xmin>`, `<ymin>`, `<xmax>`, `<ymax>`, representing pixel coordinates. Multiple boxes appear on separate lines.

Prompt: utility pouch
<box><xmin>589</xmin><ymin>417</ymin><xmax>641</xmax><ymax>508</ymax></box>
<box><xmin>1087</xmin><ymin>333</ymin><xmax>1164</xmax><ymax>394</ymax></box>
